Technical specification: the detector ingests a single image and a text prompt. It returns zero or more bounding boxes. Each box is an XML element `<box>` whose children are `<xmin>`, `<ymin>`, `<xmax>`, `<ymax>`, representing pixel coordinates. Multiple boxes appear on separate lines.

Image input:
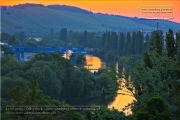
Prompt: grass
<box><xmin>1</xmin><ymin>6</ymin><xmax>180</xmax><ymax>35</ymax></box>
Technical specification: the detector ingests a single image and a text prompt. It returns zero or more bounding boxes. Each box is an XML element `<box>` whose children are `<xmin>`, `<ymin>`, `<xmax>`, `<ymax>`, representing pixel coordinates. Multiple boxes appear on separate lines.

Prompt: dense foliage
<box><xmin>120</xmin><ymin>29</ymin><xmax>180</xmax><ymax>119</ymax></box>
<box><xmin>1</xmin><ymin>79</ymin><xmax>84</xmax><ymax>120</ymax></box>
<box><xmin>134</xmin><ymin>96</ymin><xmax>171</xmax><ymax>120</ymax></box>
<box><xmin>1</xmin><ymin>29</ymin><xmax>149</xmax><ymax>64</ymax></box>
<box><xmin>85</xmin><ymin>106</ymin><xmax>126</xmax><ymax>120</ymax></box>
<box><xmin>1</xmin><ymin>52</ymin><xmax>119</xmax><ymax>101</ymax></box>
<box><xmin>1</xmin><ymin>52</ymin><xmax>121</xmax><ymax>119</ymax></box>
<box><xmin>1</xmin><ymin>28</ymin><xmax>180</xmax><ymax>119</ymax></box>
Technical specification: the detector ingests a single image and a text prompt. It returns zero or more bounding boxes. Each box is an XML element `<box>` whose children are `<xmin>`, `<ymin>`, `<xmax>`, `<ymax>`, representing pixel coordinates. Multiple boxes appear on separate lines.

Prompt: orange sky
<box><xmin>1</xmin><ymin>0</ymin><xmax>180</xmax><ymax>23</ymax></box>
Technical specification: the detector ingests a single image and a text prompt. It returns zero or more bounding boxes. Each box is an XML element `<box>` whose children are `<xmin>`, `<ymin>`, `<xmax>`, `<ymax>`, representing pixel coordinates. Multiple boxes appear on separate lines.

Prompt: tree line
<box><xmin>119</xmin><ymin>29</ymin><xmax>180</xmax><ymax>119</ymax></box>
<box><xmin>1</xmin><ymin>28</ymin><xmax>180</xmax><ymax>119</ymax></box>
<box><xmin>1</xmin><ymin>52</ymin><xmax>126</xmax><ymax>119</ymax></box>
<box><xmin>1</xmin><ymin>28</ymin><xmax>150</xmax><ymax>64</ymax></box>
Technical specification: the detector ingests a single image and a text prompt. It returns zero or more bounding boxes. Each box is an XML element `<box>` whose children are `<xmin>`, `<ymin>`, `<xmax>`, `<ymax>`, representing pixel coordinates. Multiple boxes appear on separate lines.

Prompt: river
<box><xmin>24</xmin><ymin>51</ymin><xmax>135</xmax><ymax>115</ymax></box>
<box><xmin>85</xmin><ymin>55</ymin><xmax>104</xmax><ymax>73</ymax></box>
<box><xmin>85</xmin><ymin>55</ymin><xmax>135</xmax><ymax>115</ymax></box>
<box><xmin>25</xmin><ymin>51</ymin><xmax>135</xmax><ymax>115</ymax></box>
<box><xmin>61</xmin><ymin>51</ymin><xmax>135</xmax><ymax>115</ymax></box>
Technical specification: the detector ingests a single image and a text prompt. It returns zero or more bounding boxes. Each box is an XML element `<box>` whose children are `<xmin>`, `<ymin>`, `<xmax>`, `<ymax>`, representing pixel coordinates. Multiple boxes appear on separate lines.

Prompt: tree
<box><xmin>166</xmin><ymin>29</ymin><xmax>175</xmax><ymax>57</ymax></box>
<box><xmin>105</xmin><ymin>32</ymin><xmax>111</xmax><ymax>51</ymax></box>
<box><xmin>143</xmin><ymin>52</ymin><xmax>152</xmax><ymax>68</ymax></box>
<box><xmin>68</xmin><ymin>69</ymin><xmax>84</xmax><ymax>98</ymax></box>
<box><xmin>149</xmin><ymin>37</ymin><xmax>155</xmax><ymax>51</ymax></box>
<box><xmin>15</xmin><ymin>31</ymin><xmax>27</xmax><ymax>44</ymax></box>
<box><xmin>110</xmin><ymin>32</ymin><xmax>118</xmax><ymax>50</ymax></box>
<box><xmin>77</xmin><ymin>54</ymin><xmax>86</xmax><ymax>66</ymax></box>
<box><xmin>143</xmin><ymin>34</ymin><xmax>150</xmax><ymax>52</ymax></box>
<box><xmin>135</xmin><ymin>96</ymin><xmax>171</xmax><ymax>120</ymax></box>
<box><xmin>137</xmin><ymin>31</ymin><xmax>144</xmax><ymax>54</ymax></box>
<box><xmin>1</xmin><ymin>32</ymin><xmax>12</xmax><ymax>43</ymax></box>
<box><xmin>1</xmin><ymin>54</ymin><xmax>20</xmax><ymax>74</ymax></box>
<box><xmin>85</xmin><ymin>106</ymin><xmax>126</xmax><ymax>120</ymax></box>
<box><xmin>105</xmin><ymin>50</ymin><xmax>119</xmax><ymax>63</ymax></box>
<box><xmin>119</xmin><ymin>32</ymin><xmax>125</xmax><ymax>56</ymax></box>
<box><xmin>120</xmin><ymin>29</ymin><xmax>180</xmax><ymax>119</ymax></box>
<box><xmin>83</xmin><ymin>30</ymin><xmax>87</xmax><ymax>46</ymax></box>
<box><xmin>80</xmin><ymin>68</ymin><xmax>96</xmax><ymax>98</ymax></box>
<box><xmin>126</xmin><ymin>32</ymin><xmax>132</xmax><ymax>55</ymax></box>
<box><xmin>95</xmin><ymin>70</ymin><xmax>118</xmax><ymax>103</ymax></box>
<box><xmin>9</xmin><ymin>35</ymin><xmax>16</xmax><ymax>44</ymax></box>
<box><xmin>42</xmin><ymin>65</ymin><xmax>61</xmax><ymax>99</ymax></box>
<box><xmin>1</xmin><ymin>77</ymin><xmax>28</xmax><ymax>99</ymax></box>
<box><xmin>59</xmin><ymin>28</ymin><xmax>67</xmax><ymax>41</ymax></box>
<box><xmin>131</xmin><ymin>32</ymin><xmax>136</xmax><ymax>54</ymax></box>
<box><xmin>150</xmin><ymin>31</ymin><xmax>163</xmax><ymax>54</ymax></box>
<box><xmin>101</xmin><ymin>33</ymin><xmax>106</xmax><ymax>49</ymax></box>
<box><xmin>156</xmin><ymin>33</ymin><xmax>162</xmax><ymax>53</ymax></box>
<box><xmin>25</xmin><ymin>63</ymin><xmax>62</xmax><ymax>99</ymax></box>
<box><xmin>176</xmin><ymin>31</ymin><xmax>180</xmax><ymax>59</ymax></box>
<box><xmin>2</xmin><ymin>79</ymin><xmax>85</xmax><ymax>120</ymax></box>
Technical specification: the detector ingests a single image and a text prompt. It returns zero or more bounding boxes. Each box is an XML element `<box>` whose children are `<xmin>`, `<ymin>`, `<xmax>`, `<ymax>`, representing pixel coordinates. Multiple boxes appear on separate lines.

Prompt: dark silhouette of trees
<box><xmin>135</xmin><ymin>96</ymin><xmax>171</xmax><ymax>120</ymax></box>
<box><xmin>119</xmin><ymin>32</ymin><xmax>125</xmax><ymax>56</ymax></box>
<box><xmin>176</xmin><ymin>31</ymin><xmax>180</xmax><ymax>59</ymax></box>
<box><xmin>166</xmin><ymin>29</ymin><xmax>175</xmax><ymax>58</ymax></box>
<box><xmin>83</xmin><ymin>30</ymin><xmax>87</xmax><ymax>46</ymax></box>
<box><xmin>59</xmin><ymin>28</ymin><xmax>67</xmax><ymax>41</ymax></box>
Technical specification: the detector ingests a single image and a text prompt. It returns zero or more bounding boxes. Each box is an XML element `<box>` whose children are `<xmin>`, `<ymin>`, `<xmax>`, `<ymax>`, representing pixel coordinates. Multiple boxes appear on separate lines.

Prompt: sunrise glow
<box><xmin>1</xmin><ymin>0</ymin><xmax>180</xmax><ymax>23</ymax></box>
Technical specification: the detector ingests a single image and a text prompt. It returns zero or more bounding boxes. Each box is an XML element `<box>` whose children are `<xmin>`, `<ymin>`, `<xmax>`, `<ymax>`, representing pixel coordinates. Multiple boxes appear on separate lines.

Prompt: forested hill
<box><xmin>1</xmin><ymin>3</ymin><xmax>180</xmax><ymax>36</ymax></box>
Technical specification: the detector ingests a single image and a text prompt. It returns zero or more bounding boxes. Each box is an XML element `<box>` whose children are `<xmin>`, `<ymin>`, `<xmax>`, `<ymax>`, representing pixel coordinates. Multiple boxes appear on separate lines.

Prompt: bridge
<box><xmin>10</xmin><ymin>45</ymin><xmax>94</xmax><ymax>65</ymax></box>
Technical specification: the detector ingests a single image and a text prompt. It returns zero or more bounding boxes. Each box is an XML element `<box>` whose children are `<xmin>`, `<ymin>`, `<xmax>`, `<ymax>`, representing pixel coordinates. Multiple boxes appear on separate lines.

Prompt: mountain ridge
<box><xmin>1</xmin><ymin>3</ymin><xmax>180</xmax><ymax>36</ymax></box>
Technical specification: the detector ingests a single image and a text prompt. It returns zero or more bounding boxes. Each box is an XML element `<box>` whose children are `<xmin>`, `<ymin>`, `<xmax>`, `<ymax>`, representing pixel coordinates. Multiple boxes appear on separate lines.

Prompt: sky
<box><xmin>1</xmin><ymin>0</ymin><xmax>180</xmax><ymax>23</ymax></box>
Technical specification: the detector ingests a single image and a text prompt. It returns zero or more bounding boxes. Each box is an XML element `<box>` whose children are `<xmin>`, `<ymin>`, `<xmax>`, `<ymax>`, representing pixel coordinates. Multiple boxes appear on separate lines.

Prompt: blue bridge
<box><xmin>11</xmin><ymin>45</ymin><xmax>94</xmax><ymax>65</ymax></box>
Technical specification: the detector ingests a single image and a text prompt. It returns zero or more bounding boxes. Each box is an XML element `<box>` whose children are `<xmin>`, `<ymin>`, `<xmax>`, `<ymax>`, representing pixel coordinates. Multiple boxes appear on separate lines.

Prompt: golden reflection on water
<box><xmin>85</xmin><ymin>55</ymin><xmax>102</xmax><ymax>73</ymax></box>
<box><xmin>108</xmin><ymin>78</ymin><xmax>135</xmax><ymax>115</ymax></box>
<box><xmin>64</xmin><ymin>52</ymin><xmax>135</xmax><ymax>115</ymax></box>
<box><xmin>85</xmin><ymin>55</ymin><xmax>135</xmax><ymax>115</ymax></box>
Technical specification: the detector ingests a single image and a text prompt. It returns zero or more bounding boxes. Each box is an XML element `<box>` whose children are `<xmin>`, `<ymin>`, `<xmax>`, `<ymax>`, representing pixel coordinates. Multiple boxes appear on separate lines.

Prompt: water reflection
<box><xmin>85</xmin><ymin>56</ymin><xmax>135</xmax><ymax>115</ymax></box>
<box><xmin>64</xmin><ymin>52</ymin><xmax>135</xmax><ymax>115</ymax></box>
<box><xmin>108</xmin><ymin>78</ymin><xmax>135</xmax><ymax>115</ymax></box>
<box><xmin>85</xmin><ymin>55</ymin><xmax>102</xmax><ymax>73</ymax></box>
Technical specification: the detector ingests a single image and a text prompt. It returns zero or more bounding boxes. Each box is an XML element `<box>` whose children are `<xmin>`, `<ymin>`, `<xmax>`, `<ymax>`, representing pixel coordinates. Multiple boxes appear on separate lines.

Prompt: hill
<box><xmin>1</xmin><ymin>3</ymin><xmax>180</xmax><ymax>36</ymax></box>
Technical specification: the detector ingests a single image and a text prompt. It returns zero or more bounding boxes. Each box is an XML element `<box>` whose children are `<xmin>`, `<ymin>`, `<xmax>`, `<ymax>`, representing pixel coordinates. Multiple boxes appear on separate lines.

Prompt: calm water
<box><xmin>61</xmin><ymin>51</ymin><xmax>135</xmax><ymax>115</ymax></box>
<box><xmin>85</xmin><ymin>55</ymin><xmax>103</xmax><ymax>73</ymax></box>
<box><xmin>25</xmin><ymin>51</ymin><xmax>135</xmax><ymax>115</ymax></box>
<box><xmin>85</xmin><ymin>55</ymin><xmax>135</xmax><ymax>115</ymax></box>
